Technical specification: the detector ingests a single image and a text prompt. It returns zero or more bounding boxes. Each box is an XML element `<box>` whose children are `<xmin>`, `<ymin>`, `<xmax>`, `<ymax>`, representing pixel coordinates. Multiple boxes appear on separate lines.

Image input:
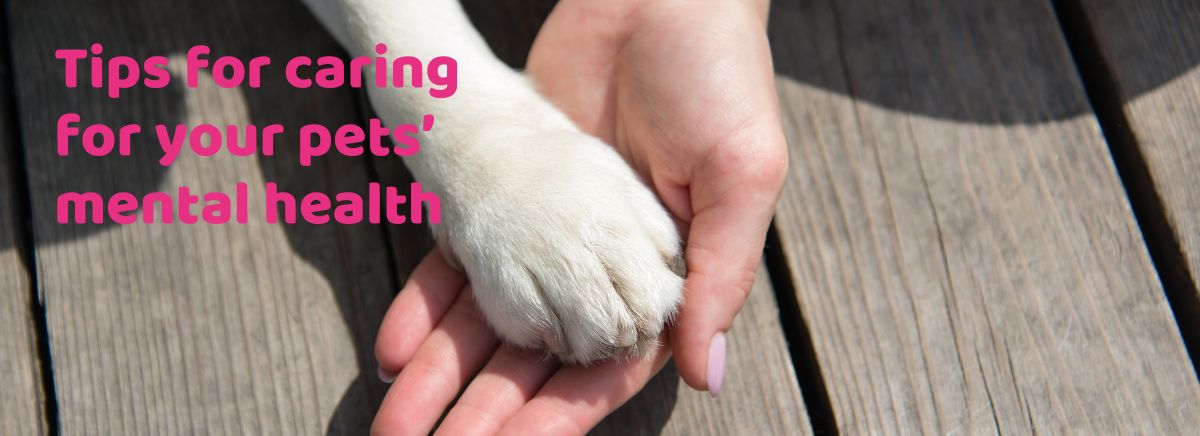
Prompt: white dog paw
<box><xmin>432</xmin><ymin>128</ymin><xmax>685</xmax><ymax>364</ymax></box>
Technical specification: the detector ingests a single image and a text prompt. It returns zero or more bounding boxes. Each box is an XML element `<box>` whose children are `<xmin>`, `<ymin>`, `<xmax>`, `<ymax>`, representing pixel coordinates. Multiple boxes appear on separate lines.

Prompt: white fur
<box><xmin>300</xmin><ymin>0</ymin><xmax>684</xmax><ymax>362</ymax></box>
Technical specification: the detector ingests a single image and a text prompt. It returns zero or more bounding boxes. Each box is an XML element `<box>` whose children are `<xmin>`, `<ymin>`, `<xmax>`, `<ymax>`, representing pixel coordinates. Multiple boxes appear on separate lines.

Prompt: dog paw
<box><xmin>431</xmin><ymin>128</ymin><xmax>685</xmax><ymax>364</ymax></box>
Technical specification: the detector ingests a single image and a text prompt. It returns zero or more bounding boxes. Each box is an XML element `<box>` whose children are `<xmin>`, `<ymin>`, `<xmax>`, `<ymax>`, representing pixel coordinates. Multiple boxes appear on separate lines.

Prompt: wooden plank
<box><xmin>1074</xmin><ymin>0</ymin><xmax>1200</xmax><ymax>347</ymax></box>
<box><xmin>768</xmin><ymin>0</ymin><xmax>1200</xmax><ymax>434</ymax></box>
<box><xmin>0</xmin><ymin>13</ymin><xmax>48</xmax><ymax>432</ymax></box>
<box><xmin>9</xmin><ymin>0</ymin><xmax>812</xmax><ymax>433</ymax></box>
<box><xmin>8</xmin><ymin>0</ymin><xmax>398</xmax><ymax>433</ymax></box>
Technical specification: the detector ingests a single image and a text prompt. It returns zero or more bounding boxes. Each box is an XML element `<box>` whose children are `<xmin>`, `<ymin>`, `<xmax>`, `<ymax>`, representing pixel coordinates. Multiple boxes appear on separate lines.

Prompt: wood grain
<box><xmin>0</xmin><ymin>16</ymin><xmax>47</xmax><ymax>432</ymax></box>
<box><xmin>768</xmin><ymin>0</ymin><xmax>1200</xmax><ymax>433</ymax></box>
<box><xmin>8</xmin><ymin>0</ymin><xmax>813</xmax><ymax>434</ymax></box>
<box><xmin>8</xmin><ymin>0</ymin><xmax>398</xmax><ymax>433</ymax></box>
<box><xmin>1074</xmin><ymin>0</ymin><xmax>1200</xmax><ymax>347</ymax></box>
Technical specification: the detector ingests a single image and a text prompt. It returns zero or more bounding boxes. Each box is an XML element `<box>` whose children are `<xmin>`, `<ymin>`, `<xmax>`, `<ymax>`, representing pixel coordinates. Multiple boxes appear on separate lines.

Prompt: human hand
<box><xmin>371</xmin><ymin>250</ymin><xmax>674</xmax><ymax>435</ymax></box>
<box><xmin>371</xmin><ymin>0</ymin><xmax>786</xmax><ymax>433</ymax></box>
<box><xmin>526</xmin><ymin>0</ymin><xmax>786</xmax><ymax>394</ymax></box>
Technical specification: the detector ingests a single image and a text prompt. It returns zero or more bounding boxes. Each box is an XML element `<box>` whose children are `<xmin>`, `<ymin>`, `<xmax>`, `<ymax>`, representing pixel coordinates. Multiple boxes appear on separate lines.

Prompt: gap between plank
<box><xmin>1049</xmin><ymin>0</ymin><xmax>1200</xmax><ymax>380</ymax></box>
<box><xmin>765</xmin><ymin>223</ymin><xmax>839</xmax><ymax>435</ymax></box>
<box><xmin>1</xmin><ymin>0</ymin><xmax>60</xmax><ymax>432</ymax></box>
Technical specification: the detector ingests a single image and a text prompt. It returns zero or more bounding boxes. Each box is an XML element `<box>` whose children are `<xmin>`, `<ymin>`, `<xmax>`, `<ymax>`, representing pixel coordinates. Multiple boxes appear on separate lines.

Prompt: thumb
<box><xmin>671</xmin><ymin>145</ymin><xmax>786</xmax><ymax>395</ymax></box>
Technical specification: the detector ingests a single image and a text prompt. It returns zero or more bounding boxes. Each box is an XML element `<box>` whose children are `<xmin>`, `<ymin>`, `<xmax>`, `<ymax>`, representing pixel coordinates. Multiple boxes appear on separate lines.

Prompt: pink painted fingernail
<box><xmin>378</xmin><ymin>366</ymin><xmax>398</xmax><ymax>384</ymax></box>
<box><xmin>707</xmin><ymin>332</ymin><xmax>727</xmax><ymax>397</ymax></box>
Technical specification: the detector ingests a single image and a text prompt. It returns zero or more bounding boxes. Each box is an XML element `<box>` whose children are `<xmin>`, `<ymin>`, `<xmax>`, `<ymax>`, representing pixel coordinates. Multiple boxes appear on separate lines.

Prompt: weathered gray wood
<box><xmin>1075</xmin><ymin>0</ymin><xmax>1200</xmax><ymax>340</ymax></box>
<box><xmin>0</xmin><ymin>16</ymin><xmax>48</xmax><ymax>433</ymax></box>
<box><xmin>769</xmin><ymin>0</ymin><xmax>1200</xmax><ymax>433</ymax></box>
<box><xmin>9</xmin><ymin>0</ymin><xmax>398</xmax><ymax>433</ymax></box>
<box><xmin>10</xmin><ymin>0</ymin><xmax>813</xmax><ymax>434</ymax></box>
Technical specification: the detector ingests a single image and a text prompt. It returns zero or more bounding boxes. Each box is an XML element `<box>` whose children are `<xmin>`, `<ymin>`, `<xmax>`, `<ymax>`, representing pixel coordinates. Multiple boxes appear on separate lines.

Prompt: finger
<box><xmin>376</xmin><ymin>248</ymin><xmax>468</xmax><ymax>379</ymax></box>
<box><xmin>498</xmin><ymin>345</ymin><xmax>672</xmax><ymax>435</ymax></box>
<box><xmin>372</xmin><ymin>289</ymin><xmax>500</xmax><ymax>436</ymax></box>
<box><xmin>434</xmin><ymin>345</ymin><xmax>559</xmax><ymax>435</ymax></box>
<box><xmin>673</xmin><ymin>135</ymin><xmax>788</xmax><ymax>394</ymax></box>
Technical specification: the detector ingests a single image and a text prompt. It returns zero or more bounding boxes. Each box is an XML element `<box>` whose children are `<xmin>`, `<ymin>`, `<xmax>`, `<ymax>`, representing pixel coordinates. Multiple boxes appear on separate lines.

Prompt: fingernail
<box><xmin>378</xmin><ymin>366</ymin><xmax>398</xmax><ymax>384</ymax></box>
<box><xmin>707</xmin><ymin>332</ymin><xmax>727</xmax><ymax>397</ymax></box>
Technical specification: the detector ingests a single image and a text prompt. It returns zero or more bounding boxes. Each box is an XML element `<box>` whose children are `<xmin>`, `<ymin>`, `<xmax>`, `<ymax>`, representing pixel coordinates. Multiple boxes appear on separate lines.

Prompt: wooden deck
<box><xmin>1</xmin><ymin>0</ymin><xmax>1197</xmax><ymax>434</ymax></box>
